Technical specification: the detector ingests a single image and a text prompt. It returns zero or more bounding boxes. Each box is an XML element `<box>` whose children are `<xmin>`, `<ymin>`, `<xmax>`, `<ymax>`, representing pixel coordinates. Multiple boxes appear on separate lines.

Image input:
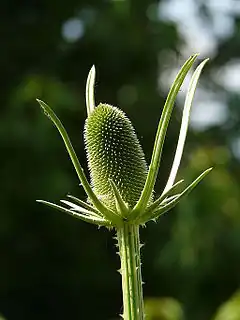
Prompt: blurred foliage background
<box><xmin>1</xmin><ymin>0</ymin><xmax>240</xmax><ymax>319</ymax></box>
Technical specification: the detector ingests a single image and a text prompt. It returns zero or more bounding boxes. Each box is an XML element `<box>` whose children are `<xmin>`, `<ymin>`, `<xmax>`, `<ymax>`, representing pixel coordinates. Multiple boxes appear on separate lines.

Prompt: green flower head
<box><xmin>85</xmin><ymin>103</ymin><xmax>148</xmax><ymax>210</ymax></box>
<box><xmin>37</xmin><ymin>54</ymin><xmax>212</xmax><ymax>228</ymax></box>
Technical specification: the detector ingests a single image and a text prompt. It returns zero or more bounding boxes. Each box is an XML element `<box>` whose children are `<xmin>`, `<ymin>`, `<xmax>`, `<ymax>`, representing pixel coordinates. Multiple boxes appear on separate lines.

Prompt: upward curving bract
<box><xmin>84</xmin><ymin>103</ymin><xmax>148</xmax><ymax>211</ymax></box>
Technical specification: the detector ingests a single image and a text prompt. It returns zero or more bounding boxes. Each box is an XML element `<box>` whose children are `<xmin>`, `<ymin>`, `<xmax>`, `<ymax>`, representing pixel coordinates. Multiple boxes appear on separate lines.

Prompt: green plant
<box><xmin>37</xmin><ymin>54</ymin><xmax>211</xmax><ymax>320</ymax></box>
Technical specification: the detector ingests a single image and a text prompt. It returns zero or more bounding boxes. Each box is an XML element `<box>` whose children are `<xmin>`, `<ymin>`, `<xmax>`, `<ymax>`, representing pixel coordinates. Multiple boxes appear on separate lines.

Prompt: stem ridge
<box><xmin>117</xmin><ymin>224</ymin><xmax>145</xmax><ymax>319</ymax></box>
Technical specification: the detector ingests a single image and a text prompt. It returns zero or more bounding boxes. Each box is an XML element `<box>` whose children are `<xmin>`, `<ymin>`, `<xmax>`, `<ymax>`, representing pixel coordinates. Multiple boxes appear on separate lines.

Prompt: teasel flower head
<box><xmin>37</xmin><ymin>54</ymin><xmax>212</xmax><ymax>228</ymax></box>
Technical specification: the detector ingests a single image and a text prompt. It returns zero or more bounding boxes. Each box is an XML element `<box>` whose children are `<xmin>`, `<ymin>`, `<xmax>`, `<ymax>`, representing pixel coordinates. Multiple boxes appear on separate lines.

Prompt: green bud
<box><xmin>84</xmin><ymin>103</ymin><xmax>148</xmax><ymax>211</ymax></box>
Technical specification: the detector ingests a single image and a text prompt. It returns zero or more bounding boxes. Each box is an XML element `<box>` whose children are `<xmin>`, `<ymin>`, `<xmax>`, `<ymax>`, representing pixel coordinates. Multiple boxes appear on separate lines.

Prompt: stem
<box><xmin>117</xmin><ymin>224</ymin><xmax>144</xmax><ymax>320</ymax></box>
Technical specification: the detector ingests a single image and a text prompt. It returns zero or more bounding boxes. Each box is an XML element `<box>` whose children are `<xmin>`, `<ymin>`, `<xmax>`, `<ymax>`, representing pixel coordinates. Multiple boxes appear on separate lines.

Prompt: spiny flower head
<box><xmin>37</xmin><ymin>54</ymin><xmax>212</xmax><ymax>228</ymax></box>
<box><xmin>84</xmin><ymin>103</ymin><xmax>148</xmax><ymax>210</ymax></box>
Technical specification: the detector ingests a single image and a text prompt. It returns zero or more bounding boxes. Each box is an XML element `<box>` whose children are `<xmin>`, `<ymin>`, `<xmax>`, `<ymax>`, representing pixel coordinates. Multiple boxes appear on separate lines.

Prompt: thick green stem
<box><xmin>117</xmin><ymin>224</ymin><xmax>144</xmax><ymax>320</ymax></box>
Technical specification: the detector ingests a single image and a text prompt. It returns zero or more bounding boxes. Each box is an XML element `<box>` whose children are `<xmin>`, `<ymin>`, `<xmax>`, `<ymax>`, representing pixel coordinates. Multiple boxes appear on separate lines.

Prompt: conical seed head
<box><xmin>84</xmin><ymin>103</ymin><xmax>148</xmax><ymax>211</ymax></box>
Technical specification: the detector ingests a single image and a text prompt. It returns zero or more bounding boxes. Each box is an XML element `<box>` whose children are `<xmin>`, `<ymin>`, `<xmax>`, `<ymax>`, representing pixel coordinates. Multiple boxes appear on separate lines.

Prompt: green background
<box><xmin>1</xmin><ymin>1</ymin><xmax>240</xmax><ymax>319</ymax></box>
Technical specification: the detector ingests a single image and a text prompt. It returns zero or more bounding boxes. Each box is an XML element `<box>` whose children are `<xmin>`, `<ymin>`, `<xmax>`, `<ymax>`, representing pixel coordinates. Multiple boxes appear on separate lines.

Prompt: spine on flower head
<box><xmin>84</xmin><ymin>103</ymin><xmax>148</xmax><ymax>211</ymax></box>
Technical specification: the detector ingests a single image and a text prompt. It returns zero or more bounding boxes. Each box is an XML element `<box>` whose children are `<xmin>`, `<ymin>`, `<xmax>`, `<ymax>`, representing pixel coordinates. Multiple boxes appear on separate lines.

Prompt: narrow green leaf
<box><xmin>109</xmin><ymin>179</ymin><xmax>129</xmax><ymax>217</ymax></box>
<box><xmin>139</xmin><ymin>167</ymin><xmax>212</xmax><ymax>224</ymax></box>
<box><xmin>144</xmin><ymin>179</ymin><xmax>184</xmax><ymax>215</ymax></box>
<box><xmin>131</xmin><ymin>54</ymin><xmax>199</xmax><ymax>218</ymax></box>
<box><xmin>60</xmin><ymin>200</ymin><xmax>102</xmax><ymax>218</ymax></box>
<box><xmin>36</xmin><ymin>99</ymin><xmax>123</xmax><ymax>226</ymax></box>
<box><xmin>159</xmin><ymin>194</ymin><xmax>180</xmax><ymax>205</ymax></box>
<box><xmin>136</xmin><ymin>180</ymin><xmax>183</xmax><ymax>222</ymax></box>
<box><xmin>161</xmin><ymin>179</ymin><xmax>184</xmax><ymax>197</ymax></box>
<box><xmin>66</xmin><ymin>195</ymin><xmax>100</xmax><ymax>215</ymax></box>
<box><xmin>163</xmin><ymin>58</ymin><xmax>209</xmax><ymax>194</ymax></box>
<box><xmin>37</xmin><ymin>200</ymin><xmax>110</xmax><ymax>226</ymax></box>
<box><xmin>86</xmin><ymin>65</ymin><xmax>96</xmax><ymax>116</ymax></box>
